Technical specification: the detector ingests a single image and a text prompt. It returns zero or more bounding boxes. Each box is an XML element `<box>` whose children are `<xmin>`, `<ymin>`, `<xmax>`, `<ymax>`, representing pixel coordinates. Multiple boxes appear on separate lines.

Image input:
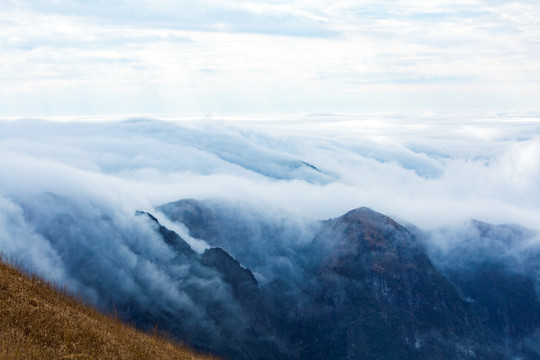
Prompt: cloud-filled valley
<box><xmin>1</xmin><ymin>113</ymin><xmax>539</xmax><ymax>227</ymax></box>
<box><xmin>1</xmin><ymin>113</ymin><xmax>540</xmax><ymax>359</ymax></box>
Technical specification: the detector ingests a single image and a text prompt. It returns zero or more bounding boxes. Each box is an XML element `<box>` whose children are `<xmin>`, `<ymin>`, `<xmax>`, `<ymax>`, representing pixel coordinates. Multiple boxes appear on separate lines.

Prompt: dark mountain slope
<box><xmin>10</xmin><ymin>192</ymin><xmax>286</xmax><ymax>360</ymax></box>
<box><xmin>261</xmin><ymin>208</ymin><xmax>493</xmax><ymax>360</ymax></box>
<box><xmin>417</xmin><ymin>220</ymin><xmax>540</xmax><ymax>359</ymax></box>
<box><xmin>134</xmin><ymin>212</ymin><xmax>287</xmax><ymax>360</ymax></box>
<box><xmin>159</xmin><ymin>199</ymin><xmax>529</xmax><ymax>359</ymax></box>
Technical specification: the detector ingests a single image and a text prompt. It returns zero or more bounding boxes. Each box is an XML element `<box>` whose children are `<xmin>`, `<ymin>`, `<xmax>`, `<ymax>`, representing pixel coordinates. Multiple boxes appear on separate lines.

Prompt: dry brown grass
<box><xmin>0</xmin><ymin>258</ymin><xmax>218</xmax><ymax>360</ymax></box>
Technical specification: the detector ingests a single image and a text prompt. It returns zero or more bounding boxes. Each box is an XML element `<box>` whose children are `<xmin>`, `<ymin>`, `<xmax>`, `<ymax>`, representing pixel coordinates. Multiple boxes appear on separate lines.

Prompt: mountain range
<box><xmin>146</xmin><ymin>199</ymin><xmax>539</xmax><ymax>359</ymax></box>
<box><xmin>8</xmin><ymin>194</ymin><xmax>540</xmax><ymax>359</ymax></box>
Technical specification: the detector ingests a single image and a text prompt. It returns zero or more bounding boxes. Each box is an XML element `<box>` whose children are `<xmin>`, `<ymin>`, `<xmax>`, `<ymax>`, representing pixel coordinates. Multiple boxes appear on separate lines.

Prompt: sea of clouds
<box><xmin>0</xmin><ymin>112</ymin><xmax>539</xmax><ymax>319</ymax></box>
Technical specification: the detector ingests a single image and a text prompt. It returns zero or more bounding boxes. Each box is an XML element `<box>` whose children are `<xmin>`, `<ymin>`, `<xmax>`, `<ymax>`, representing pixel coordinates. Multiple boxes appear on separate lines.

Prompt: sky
<box><xmin>1</xmin><ymin>0</ymin><xmax>540</xmax><ymax>116</ymax></box>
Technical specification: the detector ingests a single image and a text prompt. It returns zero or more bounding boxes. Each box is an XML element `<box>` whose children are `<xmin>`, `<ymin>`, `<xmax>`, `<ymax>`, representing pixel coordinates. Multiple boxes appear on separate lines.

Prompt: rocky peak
<box><xmin>328</xmin><ymin>207</ymin><xmax>419</xmax><ymax>252</ymax></box>
<box><xmin>321</xmin><ymin>207</ymin><xmax>423</xmax><ymax>277</ymax></box>
<box><xmin>201</xmin><ymin>247</ymin><xmax>258</xmax><ymax>290</ymax></box>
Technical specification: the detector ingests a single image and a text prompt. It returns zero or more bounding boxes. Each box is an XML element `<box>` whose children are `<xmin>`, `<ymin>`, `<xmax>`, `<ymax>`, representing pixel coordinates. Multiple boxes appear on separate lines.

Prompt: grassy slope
<box><xmin>0</xmin><ymin>259</ymin><xmax>217</xmax><ymax>360</ymax></box>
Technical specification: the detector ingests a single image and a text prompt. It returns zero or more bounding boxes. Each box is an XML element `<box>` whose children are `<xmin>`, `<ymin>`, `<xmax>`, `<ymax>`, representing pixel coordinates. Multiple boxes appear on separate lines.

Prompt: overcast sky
<box><xmin>1</xmin><ymin>0</ymin><xmax>540</xmax><ymax>116</ymax></box>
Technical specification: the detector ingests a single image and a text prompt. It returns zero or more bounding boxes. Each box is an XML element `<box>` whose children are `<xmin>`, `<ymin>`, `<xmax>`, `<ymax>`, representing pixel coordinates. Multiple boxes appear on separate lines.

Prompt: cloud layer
<box><xmin>1</xmin><ymin>113</ymin><xmax>539</xmax><ymax>230</ymax></box>
<box><xmin>0</xmin><ymin>113</ymin><xmax>539</xmax><ymax>354</ymax></box>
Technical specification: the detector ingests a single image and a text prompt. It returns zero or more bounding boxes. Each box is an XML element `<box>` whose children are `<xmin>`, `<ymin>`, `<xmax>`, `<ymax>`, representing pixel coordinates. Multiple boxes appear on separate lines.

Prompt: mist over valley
<box><xmin>1</xmin><ymin>114</ymin><xmax>539</xmax><ymax>359</ymax></box>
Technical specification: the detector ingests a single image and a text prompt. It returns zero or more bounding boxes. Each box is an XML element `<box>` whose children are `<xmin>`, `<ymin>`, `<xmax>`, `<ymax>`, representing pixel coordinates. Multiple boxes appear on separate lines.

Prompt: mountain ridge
<box><xmin>3</xmin><ymin>192</ymin><xmax>539</xmax><ymax>360</ymax></box>
<box><xmin>154</xmin><ymin>199</ymin><xmax>540</xmax><ymax>359</ymax></box>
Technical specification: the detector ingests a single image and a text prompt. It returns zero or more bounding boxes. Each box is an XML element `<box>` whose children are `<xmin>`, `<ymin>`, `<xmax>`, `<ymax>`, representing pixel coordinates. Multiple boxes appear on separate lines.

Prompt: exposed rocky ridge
<box><xmin>134</xmin><ymin>211</ymin><xmax>286</xmax><ymax>360</ymax></box>
<box><xmin>157</xmin><ymin>199</ymin><xmax>540</xmax><ymax>359</ymax></box>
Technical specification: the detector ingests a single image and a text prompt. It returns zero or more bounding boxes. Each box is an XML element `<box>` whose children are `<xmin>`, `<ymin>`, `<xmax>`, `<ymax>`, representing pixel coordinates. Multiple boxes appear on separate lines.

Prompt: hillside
<box><xmin>0</xmin><ymin>258</ymin><xmax>217</xmax><ymax>360</ymax></box>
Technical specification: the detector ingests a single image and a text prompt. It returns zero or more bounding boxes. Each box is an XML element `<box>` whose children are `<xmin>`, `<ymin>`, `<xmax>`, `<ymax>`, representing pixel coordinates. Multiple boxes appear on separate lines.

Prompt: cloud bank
<box><xmin>1</xmin><ymin>113</ymin><xmax>539</xmax><ymax>230</ymax></box>
<box><xmin>0</xmin><ymin>113</ymin><xmax>539</xmax><ymax>354</ymax></box>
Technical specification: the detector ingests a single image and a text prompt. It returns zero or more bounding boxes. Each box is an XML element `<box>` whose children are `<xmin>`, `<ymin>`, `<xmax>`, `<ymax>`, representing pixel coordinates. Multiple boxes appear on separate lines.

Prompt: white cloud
<box><xmin>1</xmin><ymin>0</ymin><xmax>539</xmax><ymax>114</ymax></box>
<box><xmin>1</xmin><ymin>113</ymin><xmax>539</xmax><ymax>230</ymax></box>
